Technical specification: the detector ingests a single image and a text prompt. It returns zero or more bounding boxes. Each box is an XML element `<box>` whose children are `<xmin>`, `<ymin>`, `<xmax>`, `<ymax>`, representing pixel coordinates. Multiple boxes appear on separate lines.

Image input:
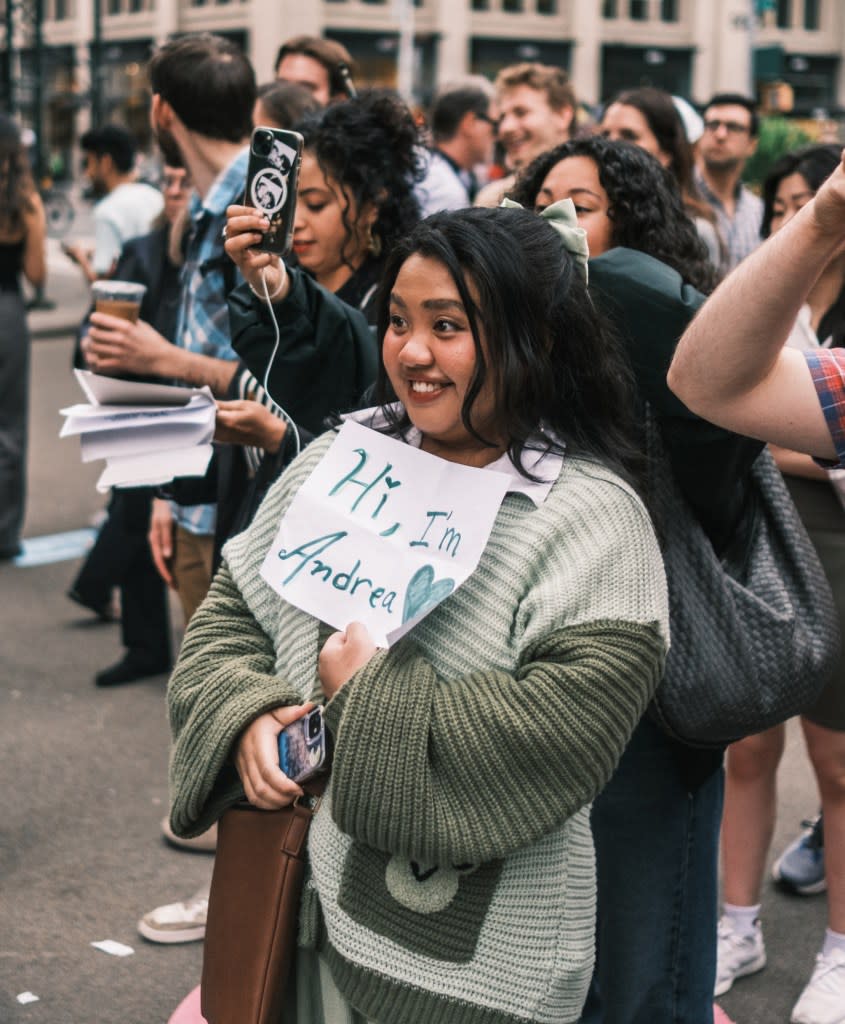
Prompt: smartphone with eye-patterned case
<box><xmin>244</xmin><ymin>127</ymin><xmax>303</xmax><ymax>256</ymax></box>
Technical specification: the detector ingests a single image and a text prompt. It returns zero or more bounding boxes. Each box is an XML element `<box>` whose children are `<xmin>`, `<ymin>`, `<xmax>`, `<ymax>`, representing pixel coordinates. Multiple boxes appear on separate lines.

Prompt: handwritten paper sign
<box><xmin>260</xmin><ymin>421</ymin><xmax>511</xmax><ymax>646</ymax></box>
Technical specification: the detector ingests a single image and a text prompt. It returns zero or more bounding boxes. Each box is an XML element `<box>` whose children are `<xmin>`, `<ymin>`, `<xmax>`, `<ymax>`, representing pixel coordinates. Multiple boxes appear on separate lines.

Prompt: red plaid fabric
<box><xmin>806</xmin><ymin>349</ymin><xmax>845</xmax><ymax>466</ymax></box>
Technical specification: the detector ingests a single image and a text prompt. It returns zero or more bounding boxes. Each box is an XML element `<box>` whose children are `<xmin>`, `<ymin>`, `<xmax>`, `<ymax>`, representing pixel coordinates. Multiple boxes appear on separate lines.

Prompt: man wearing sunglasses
<box><xmin>417</xmin><ymin>76</ymin><xmax>497</xmax><ymax>216</ymax></box>
<box><xmin>695</xmin><ymin>92</ymin><xmax>763</xmax><ymax>269</ymax></box>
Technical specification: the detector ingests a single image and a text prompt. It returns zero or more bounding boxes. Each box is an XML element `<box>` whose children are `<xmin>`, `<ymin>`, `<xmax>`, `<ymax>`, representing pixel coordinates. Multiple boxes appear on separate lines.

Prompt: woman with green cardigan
<box><xmin>166</xmin><ymin>206</ymin><xmax>669</xmax><ymax>1024</ymax></box>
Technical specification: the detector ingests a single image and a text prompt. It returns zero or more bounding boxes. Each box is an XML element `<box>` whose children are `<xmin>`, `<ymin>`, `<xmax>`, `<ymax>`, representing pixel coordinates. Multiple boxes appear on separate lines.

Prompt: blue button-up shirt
<box><xmin>172</xmin><ymin>147</ymin><xmax>248</xmax><ymax>536</ymax></box>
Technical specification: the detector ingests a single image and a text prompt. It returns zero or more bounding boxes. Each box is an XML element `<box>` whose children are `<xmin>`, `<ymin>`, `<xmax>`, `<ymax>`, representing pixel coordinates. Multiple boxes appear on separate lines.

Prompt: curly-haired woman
<box><xmin>224</xmin><ymin>88</ymin><xmax>423</xmax><ymax>426</ymax></box>
<box><xmin>0</xmin><ymin>115</ymin><xmax>46</xmax><ymax>559</ymax></box>
<box><xmin>512</xmin><ymin>133</ymin><xmax>716</xmax><ymax>294</ymax></box>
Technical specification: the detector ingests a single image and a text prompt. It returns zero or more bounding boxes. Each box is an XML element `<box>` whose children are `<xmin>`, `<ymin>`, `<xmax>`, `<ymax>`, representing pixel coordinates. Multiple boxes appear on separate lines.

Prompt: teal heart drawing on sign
<box><xmin>402</xmin><ymin>564</ymin><xmax>455</xmax><ymax>624</ymax></box>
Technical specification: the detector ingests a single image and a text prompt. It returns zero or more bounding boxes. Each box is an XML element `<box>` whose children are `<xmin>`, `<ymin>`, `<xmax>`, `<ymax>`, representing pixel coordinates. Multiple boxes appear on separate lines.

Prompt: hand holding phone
<box><xmin>235</xmin><ymin>704</ymin><xmax>315</xmax><ymax>810</ymax></box>
<box><xmin>223</xmin><ymin>204</ymin><xmax>289</xmax><ymax>301</ymax></box>
<box><xmin>277</xmin><ymin>706</ymin><xmax>327</xmax><ymax>784</ymax></box>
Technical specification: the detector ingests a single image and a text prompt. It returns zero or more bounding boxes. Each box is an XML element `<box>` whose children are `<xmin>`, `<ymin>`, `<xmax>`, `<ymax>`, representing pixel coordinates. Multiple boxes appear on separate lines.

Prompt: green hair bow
<box><xmin>499</xmin><ymin>196</ymin><xmax>589</xmax><ymax>284</ymax></box>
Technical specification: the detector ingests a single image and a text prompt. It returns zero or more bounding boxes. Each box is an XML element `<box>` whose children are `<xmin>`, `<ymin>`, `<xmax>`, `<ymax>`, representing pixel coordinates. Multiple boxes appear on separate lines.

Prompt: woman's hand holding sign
<box><xmin>319</xmin><ymin>622</ymin><xmax>377</xmax><ymax>700</ymax></box>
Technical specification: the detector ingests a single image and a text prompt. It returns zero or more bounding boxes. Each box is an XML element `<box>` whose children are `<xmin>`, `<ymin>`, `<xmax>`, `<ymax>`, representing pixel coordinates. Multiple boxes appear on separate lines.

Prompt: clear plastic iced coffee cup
<box><xmin>91</xmin><ymin>280</ymin><xmax>147</xmax><ymax>322</ymax></box>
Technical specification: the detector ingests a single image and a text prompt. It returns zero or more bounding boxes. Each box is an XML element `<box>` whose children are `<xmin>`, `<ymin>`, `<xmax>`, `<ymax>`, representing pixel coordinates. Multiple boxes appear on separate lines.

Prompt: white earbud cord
<box><xmin>258</xmin><ymin>264</ymin><xmax>301</xmax><ymax>459</ymax></box>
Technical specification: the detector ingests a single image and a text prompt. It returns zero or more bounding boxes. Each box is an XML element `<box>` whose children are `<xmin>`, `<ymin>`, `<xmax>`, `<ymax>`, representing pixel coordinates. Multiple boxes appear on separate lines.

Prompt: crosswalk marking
<box><xmin>12</xmin><ymin>528</ymin><xmax>98</xmax><ymax>568</ymax></box>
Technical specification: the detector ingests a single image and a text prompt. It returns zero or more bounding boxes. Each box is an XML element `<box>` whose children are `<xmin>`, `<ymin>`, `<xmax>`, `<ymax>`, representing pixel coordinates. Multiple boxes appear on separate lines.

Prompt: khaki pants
<box><xmin>172</xmin><ymin>525</ymin><xmax>215</xmax><ymax>624</ymax></box>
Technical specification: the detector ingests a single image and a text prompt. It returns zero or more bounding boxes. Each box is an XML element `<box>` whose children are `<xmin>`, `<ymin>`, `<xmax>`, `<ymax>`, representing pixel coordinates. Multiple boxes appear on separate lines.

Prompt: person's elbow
<box><xmin>666</xmin><ymin>351</ymin><xmax>705</xmax><ymax>415</ymax></box>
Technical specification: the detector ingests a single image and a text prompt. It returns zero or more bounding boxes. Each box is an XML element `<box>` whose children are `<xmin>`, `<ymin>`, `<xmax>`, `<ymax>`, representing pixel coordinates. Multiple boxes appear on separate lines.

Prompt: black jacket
<box><xmin>590</xmin><ymin>247</ymin><xmax>764</xmax><ymax>557</ymax></box>
<box><xmin>228</xmin><ymin>263</ymin><xmax>378</xmax><ymax>437</ymax></box>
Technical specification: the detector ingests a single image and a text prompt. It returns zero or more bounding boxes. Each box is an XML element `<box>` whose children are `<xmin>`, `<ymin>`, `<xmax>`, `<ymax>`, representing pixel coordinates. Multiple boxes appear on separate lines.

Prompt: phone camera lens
<box><xmin>308</xmin><ymin>713</ymin><xmax>321</xmax><ymax>739</ymax></box>
<box><xmin>253</xmin><ymin>131</ymin><xmax>274</xmax><ymax>157</ymax></box>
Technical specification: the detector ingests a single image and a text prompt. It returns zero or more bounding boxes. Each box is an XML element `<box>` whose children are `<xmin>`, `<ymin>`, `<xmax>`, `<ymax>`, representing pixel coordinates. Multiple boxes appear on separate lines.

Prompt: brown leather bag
<box><xmin>200</xmin><ymin>780</ymin><xmax>326</xmax><ymax>1024</ymax></box>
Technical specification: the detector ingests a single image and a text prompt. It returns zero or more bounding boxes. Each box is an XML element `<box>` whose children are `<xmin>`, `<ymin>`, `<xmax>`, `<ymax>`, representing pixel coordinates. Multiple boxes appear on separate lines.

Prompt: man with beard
<box><xmin>64</xmin><ymin>125</ymin><xmax>162</xmax><ymax>282</ymax></box>
<box><xmin>695</xmin><ymin>93</ymin><xmax>763</xmax><ymax>269</ymax></box>
<box><xmin>83</xmin><ymin>33</ymin><xmax>255</xmax><ymax>621</ymax></box>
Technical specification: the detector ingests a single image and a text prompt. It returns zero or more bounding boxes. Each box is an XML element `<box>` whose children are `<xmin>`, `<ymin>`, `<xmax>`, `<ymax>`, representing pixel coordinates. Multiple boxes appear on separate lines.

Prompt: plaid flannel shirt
<box><xmin>171</xmin><ymin>148</ymin><xmax>248</xmax><ymax>536</ymax></box>
<box><xmin>806</xmin><ymin>348</ymin><xmax>845</xmax><ymax>468</ymax></box>
<box><xmin>695</xmin><ymin>168</ymin><xmax>763</xmax><ymax>270</ymax></box>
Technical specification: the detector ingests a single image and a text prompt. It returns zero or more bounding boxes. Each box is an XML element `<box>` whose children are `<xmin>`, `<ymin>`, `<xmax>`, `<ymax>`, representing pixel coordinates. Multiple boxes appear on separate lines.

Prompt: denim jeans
<box><xmin>579</xmin><ymin>715</ymin><xmax>724</xmax><ymax>1024</ymax></box>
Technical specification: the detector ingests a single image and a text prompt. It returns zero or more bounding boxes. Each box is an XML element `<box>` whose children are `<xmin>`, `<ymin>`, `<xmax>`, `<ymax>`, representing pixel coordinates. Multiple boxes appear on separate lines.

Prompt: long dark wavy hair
<box><xmin>0</xmin><ymin>116</ymin><xmax>36</xmax><ymax>236</ymax></box>
<box><xmin>374</xmin><ymin>206</ymin><xmax>645</xmax><ymax>488</ymax></box>
<box><xmin>296</xmin><ymin>89</ymin><xmax>424</xmax><ymax>271</ymax></box>
<box><xmin>509</xmin><ymin>135</ymin><xmax>717</xmax><ymax>294</ymax></box>
<box><xmin>601</xmin><ymin>87</ymin><xmax>718</xmax><ymax>231</ymax></box>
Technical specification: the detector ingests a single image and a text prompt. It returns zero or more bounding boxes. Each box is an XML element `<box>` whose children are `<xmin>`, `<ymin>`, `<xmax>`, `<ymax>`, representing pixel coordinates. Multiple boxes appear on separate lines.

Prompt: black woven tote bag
<box><xmin>647</xmin><ymin>426</ymin><xmax>840</xmax><ymax>748</ymax></box>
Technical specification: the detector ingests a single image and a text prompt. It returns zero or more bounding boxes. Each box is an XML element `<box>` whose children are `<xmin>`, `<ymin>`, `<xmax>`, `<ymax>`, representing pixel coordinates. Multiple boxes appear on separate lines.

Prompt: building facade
<box><xmin>2</xmin><ymin>0</ymin><xmax>843</xmax><ymax>176</ymax></box>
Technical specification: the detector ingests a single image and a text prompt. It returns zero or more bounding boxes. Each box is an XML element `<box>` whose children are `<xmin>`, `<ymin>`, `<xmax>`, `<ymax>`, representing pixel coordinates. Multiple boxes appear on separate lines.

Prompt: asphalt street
<box><xmin>0</xmin><ymin>226</ymin><xmax>834</xmax><ymax>1024</ymax></box>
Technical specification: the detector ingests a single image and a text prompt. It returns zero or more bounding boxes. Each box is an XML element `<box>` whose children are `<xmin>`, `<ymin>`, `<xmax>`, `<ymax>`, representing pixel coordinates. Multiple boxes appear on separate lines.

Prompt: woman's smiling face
<box><xmin>382</xmin><ymin>253</ymin><xmax>501</xmax><ymax>467</ymax></box>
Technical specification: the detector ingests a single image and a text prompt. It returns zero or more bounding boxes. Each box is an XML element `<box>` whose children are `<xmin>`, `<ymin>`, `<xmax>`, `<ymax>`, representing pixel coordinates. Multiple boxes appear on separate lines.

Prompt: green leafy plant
<box><xmin>742</xmin><ymin>116</ymin><xmax>814</xmax><ymax>190</ymax></box>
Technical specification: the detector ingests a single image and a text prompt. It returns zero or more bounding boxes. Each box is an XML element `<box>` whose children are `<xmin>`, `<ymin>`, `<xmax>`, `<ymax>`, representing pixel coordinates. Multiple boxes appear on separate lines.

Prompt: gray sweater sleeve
<box><xmin>167</xmin><ymin>564</ymin><xmax>302</xmax><ymax>837</ymax></box>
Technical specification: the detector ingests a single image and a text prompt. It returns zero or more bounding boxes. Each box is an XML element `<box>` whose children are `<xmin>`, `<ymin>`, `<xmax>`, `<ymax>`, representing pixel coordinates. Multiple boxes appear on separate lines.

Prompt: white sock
<box><xmin>822</xmin><ymin>927</ymin><xmax>845</xmax><ymax>958</ymax></box>
<box><xmin>723</xmin><ymin>902</ymin><xmax>762</xmax><ymax>938</ymax></box>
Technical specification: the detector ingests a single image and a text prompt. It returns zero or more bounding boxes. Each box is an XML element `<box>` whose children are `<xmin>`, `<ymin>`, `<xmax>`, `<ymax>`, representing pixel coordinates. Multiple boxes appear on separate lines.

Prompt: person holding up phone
<box><xmin>227</xmin><ymin>88</ymin><xmax>423</xmax><ymax>335</ymax></box>
<box><xmin>205</xmin><ymin>91</ymin><xmax>424</xmax><ymax>567</ymax></box>
<box><xmin>165</xmin><ymin>205</ymin><xmax>669</xmax><ymax>1023</ymax></box>
<box><xmin>138</xmin><ymin>91</ymin><xmax>417</xmax><ymax>951</ymax></box>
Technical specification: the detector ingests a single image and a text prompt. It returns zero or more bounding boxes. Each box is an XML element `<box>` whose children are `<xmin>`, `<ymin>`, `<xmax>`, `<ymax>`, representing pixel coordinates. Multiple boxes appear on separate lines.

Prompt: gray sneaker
<box><xmin>137</xmin><ymin>886</ymin><xmax>209</xmax><ymax>944</ymax></box>
<box><xmin>772</xmin><ymin>815</ymin><xmax>826</xmax><ymax>896</ymax></box>
<box><xmin>714</xmin><ymin>915</ymin><xmax>767</xmax><ymax>997</ymax></box>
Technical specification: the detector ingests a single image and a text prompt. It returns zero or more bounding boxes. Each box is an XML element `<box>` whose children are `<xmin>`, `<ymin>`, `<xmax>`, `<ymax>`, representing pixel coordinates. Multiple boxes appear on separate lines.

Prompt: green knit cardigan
<box><xmin>168</xmin><ymin>430</ymin><xmax>669</xmax><ymax>1024</ymax></box>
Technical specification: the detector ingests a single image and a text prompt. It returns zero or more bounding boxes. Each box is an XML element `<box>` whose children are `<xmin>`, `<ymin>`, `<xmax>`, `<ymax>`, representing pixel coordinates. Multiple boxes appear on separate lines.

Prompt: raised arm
<box><xmin>668</xmin><ymin>151</ymin><xmax>845</xmax><ymax>459</ymax></box>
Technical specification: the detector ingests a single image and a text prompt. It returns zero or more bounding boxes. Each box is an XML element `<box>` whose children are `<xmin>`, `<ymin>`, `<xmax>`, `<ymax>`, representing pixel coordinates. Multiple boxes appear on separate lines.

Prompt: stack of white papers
<box><xmin>61</xmin><ymin>370</ymin><xmax>216</xmax><ymax>492</ymax></box>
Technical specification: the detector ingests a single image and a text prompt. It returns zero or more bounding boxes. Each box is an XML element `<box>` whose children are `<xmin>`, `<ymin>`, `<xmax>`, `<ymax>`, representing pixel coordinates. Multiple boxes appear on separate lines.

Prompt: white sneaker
<box><xmin>137</xmin><ymin>886</ymin><xmax>209</xmax><ymax>944</ymax></box>
<box><xmin>714</xmin><ymin>915</ymin><xmax>767</xmax><ymax>997</ymax></box>
<box><xmin>791</xmin><ymin>948</ymin><xmax>845</xmax><ymax>1024</ymax></box>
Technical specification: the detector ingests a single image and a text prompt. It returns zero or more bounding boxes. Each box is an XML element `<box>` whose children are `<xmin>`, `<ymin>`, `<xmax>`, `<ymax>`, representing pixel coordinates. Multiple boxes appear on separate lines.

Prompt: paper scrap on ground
<box><xmin>16</xmin><ymin>992</ymin><xmax>39</xmax><ymax>1005</ymax></box>
<box><xmin>260</xmin><ymin>420</ymin><xmax>510</xmax><ymax>646</ymax></box>
<box><xmin>60</xmin><ymin>370</ymin><xmax>216</xmax><ymax>492</ymax></box>
<box><xmin>91</xmin><ymin>939</ymin><xmax>135</xmax><ymax>957</ymax></box>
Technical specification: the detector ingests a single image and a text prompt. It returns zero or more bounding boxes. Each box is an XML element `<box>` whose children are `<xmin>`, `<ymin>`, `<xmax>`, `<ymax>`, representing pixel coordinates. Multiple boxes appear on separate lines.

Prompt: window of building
<box><xmin>804</xmin><ymin>0</ymin><xmax>820</xmax><ymax>30</ymax></box>
<box><xmin>776</xmin><ymin>0</ymin><xmax>791</xmax><ymax>28</ymax></box>
<box><xmin>537</xmin><ymin>0</ymin><xmax>558</xmax><ymax>12</ymax></box>
<box><xmin>472</xmin><ymin>0</ymin><xmax>491</xmax><ymax>9</ymax></box>
<box><xmin>503</xmin><ymin>0</ymin><xmax>525</xmax><ymax>11</ymax></box>
<box><xmin>661</xmin><ymin>0</ymin><xmax>679</xmax><ymax>21</ymax></box>
<box><xmin>602</xmin><ymin>0</ymin><xmax>618</xmax><ymax>15</ymax></box>
<box><xmin>629</xmin><ymin>0</ymin><xmax>648</xmax><ymax>20</ymax></box>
